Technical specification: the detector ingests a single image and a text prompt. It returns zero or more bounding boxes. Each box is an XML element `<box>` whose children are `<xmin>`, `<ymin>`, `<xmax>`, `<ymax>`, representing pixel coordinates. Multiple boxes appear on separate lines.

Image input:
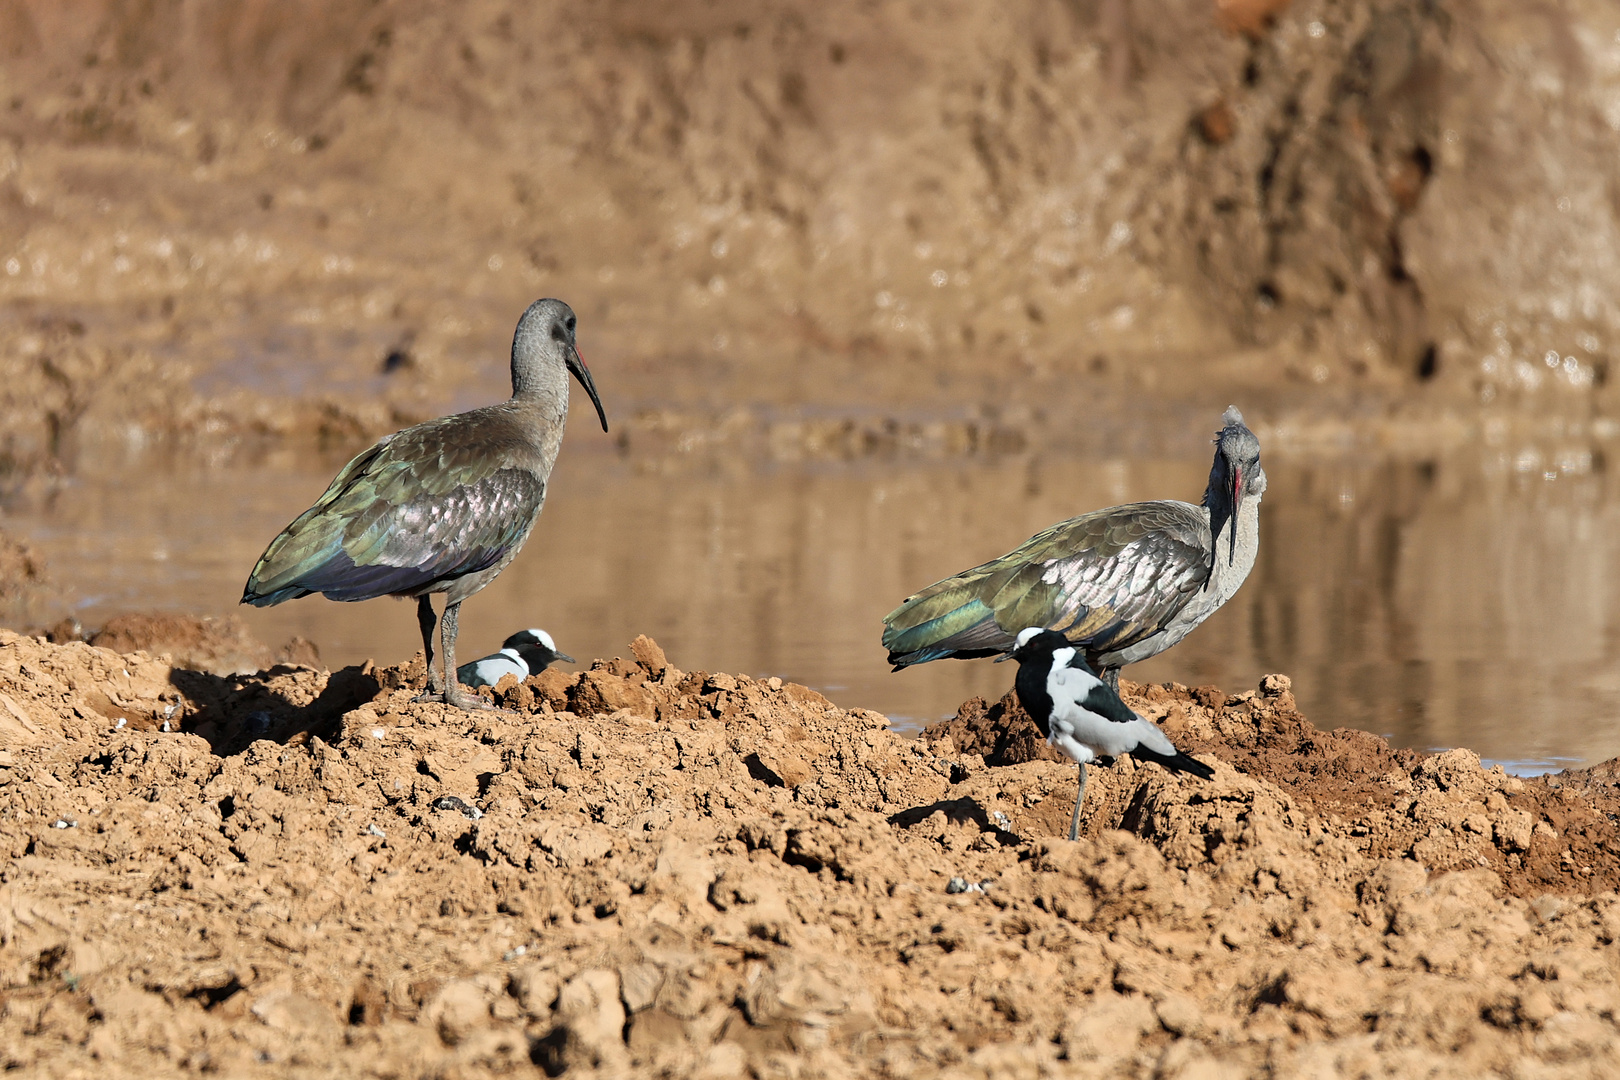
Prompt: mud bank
<box><xmin>5</xmin><ymin>630</ymin><xmax>1620</xmax><ymax>1076</ymax></box>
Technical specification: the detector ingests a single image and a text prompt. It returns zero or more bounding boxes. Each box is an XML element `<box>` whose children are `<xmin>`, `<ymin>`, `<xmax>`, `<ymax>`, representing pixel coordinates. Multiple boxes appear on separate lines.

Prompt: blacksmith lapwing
<box><xmin>1011</xmin><ymin>627</ymin><xmax>1215</xmax><ymax>841</ymax></box>
<box><xmin>456</xmin><ymin>628</ymin><xmax>575</xmax><ymax>688</ymax></box>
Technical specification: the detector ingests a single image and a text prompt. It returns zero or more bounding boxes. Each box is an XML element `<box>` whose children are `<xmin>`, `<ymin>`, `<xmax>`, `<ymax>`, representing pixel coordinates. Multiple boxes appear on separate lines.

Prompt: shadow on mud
<box><xmin>170</xmin><ymin>664</ymin><xmax>383</xmax><ymax>756</ymax></box>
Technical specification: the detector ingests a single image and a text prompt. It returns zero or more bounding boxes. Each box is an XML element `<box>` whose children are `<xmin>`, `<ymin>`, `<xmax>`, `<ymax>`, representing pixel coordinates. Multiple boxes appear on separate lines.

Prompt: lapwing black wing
<box><xmin>883</xmin><ymin>407</ymin><xmax>1265</xmax><ymax>690</ymax></box>
<box><xmin>1011</xmin><ymin>627</ymin><xmax>1214</xmax><ymax>841</ymax></box>
<box><xmin>242</xmin><ymin>299</ymin><xmax>607</xmax><ymax>711</ymax></box>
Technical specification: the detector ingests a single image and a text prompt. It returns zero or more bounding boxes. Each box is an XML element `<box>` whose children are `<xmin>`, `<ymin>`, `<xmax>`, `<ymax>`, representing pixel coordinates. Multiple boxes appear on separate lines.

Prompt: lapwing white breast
<box><xmin>1011</xmin><ymin>627</ymin><xmax>1214</xmax><ymax>841</ymax></box>
<box><xmin>456</xmin><ymin>628</ymin><xmax>575</xmax><ymax>688</ymax></box>
<box><xmin>242</xmin><ymin>299</ymin><xmax>608</xmax><ymax>711</ymax></box>
<box><xmin>884</xmin><ymin>407</ymin><xmax>1266</xmax><ymax>692</ymax></box>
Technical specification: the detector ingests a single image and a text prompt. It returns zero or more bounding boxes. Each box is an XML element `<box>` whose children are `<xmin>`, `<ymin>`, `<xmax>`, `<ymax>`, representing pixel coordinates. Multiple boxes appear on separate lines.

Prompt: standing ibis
<box><xmin>1011</xmin><ymin>627</ymin><xmax>1214</xmax><ymax>841</ymax></box>
<box><xmin>241</xmin><ymin>298</ymin><xmax>608</xmax><ymax>711</ymax></box>
<box><xmin>457</xmin><ymin>628</ymin><xmax>574</xmax><ymax>689</ymax></box>
<box><xmin>883</xmin><ymin>406</ymin><xmax>1265</xmax><ymax>691</ymax></box>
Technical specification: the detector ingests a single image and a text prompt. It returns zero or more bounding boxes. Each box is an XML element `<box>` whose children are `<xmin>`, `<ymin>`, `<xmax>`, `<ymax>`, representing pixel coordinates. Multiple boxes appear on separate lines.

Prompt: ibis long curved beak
<box><xmin>1228</xmin><ymin>465</ymin><xmax>1242</xmax><ymax>565</ymax></box>
<box><xmin>567</xmin><ymin>344</ymin><xmax>609</xmax><ymax>433</ymax></box>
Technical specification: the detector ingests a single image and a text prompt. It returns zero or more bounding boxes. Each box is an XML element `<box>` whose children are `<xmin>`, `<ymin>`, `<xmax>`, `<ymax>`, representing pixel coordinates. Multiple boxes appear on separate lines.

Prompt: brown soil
<box><xmin>0</xmin><ymin>530</ymin><xmax>52</xmax><ymax>625</ymax></box>
<box><xmin>6</xmin><ymin>629</ymin><xmax>1620</xmax><ymax>1076</ymax></box>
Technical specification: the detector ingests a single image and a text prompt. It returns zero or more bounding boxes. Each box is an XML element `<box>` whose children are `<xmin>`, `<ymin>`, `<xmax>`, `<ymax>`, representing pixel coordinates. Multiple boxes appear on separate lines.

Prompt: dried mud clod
<box><xmin>4</xmin><ymin>630</ymin><xmax>1620</xmax><ymax>1076</ymax></box>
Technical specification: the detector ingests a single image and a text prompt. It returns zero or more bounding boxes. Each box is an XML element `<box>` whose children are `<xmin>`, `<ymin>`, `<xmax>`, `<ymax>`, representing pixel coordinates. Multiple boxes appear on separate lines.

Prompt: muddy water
<box><xmin>10</xmin><ymin>429</ymin><xmax>1620</xmax><ymax>771</ymax></box>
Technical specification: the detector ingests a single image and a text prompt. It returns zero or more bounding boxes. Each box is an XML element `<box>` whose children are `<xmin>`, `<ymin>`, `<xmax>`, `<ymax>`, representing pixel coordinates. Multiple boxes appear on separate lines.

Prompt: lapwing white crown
<box><xmin>1011</xmin><ymin>627</ymin><xmax>1215</xmax><ymax>841</ymax></box>
<box><xmin>884</xmin><ymin>406</ymin><xmax>1266</xmax><ymax>692</ymax></box>
<box><xmin>456</xmin><ymin>628</ymin><xmax>575</xmax><ymax>688</ymax></box>
<box><xmin>241</xmin><ymin>299</ymin><xmax>608</xmax><ymax>711</ymax></box>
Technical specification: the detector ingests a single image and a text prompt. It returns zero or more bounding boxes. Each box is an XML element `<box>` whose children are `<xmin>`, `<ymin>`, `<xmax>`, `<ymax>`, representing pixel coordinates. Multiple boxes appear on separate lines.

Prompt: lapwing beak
<box><xmin>568</xmin><ymin>344</ymin><xmax>609</xmax><ymax>433</ymax></box>
<box><xmin>554</xmin><ymin>651</ymin><xmax>576</xmax><ymax>665</ymax></box>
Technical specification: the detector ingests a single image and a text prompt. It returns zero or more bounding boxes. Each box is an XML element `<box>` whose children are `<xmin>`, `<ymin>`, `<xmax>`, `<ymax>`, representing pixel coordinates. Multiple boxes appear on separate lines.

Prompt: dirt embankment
<box><xmin>5</xmin><ymin>627</ymin><xmax>1620</xmax><ymax>1077</ymax></box>
<box><xmin>3</xmin><ymin>0</ymin><xmax>1619</xmax><ymax>484</ymax></box>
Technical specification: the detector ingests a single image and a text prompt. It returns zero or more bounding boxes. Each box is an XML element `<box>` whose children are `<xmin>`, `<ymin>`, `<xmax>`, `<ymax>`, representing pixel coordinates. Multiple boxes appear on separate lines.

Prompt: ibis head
<box><xmin>1205</xmin><ymin>406</ymin><xmax>1265</xmax><ymax>568</ymax></box>
<box><xmin>512</xmin><ymin>298</ymin><xmax>608</xmax><ymax>433</ymax></box>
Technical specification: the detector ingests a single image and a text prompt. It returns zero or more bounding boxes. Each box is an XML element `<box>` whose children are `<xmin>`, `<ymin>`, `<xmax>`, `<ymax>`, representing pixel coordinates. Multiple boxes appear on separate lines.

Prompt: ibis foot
<box><xmin>447</xmin><ymin>684</ymin><xmax>495</xmax><ymax>711</ymax></box>
<box><xmin>411</xmin><ymin>685</ymin><xmax>496</xmax><ymax>711</ymax></box>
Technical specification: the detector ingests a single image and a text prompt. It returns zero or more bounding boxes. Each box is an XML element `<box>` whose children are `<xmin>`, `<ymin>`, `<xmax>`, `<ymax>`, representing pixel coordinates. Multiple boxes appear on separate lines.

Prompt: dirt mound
<box><xmin>78</xmin><ymin>612</ymin><xmax>321</xmax><ymax>677</ymax></box>
<box><xmin>929</xmin><ymin>673</ymin><xmax>1620</xmax><ymax>900</ymax></box>
<box><xmin>5</xmin><ymin>629</ymin><xmax>1620</xmax><ymax>1075</ymax></box>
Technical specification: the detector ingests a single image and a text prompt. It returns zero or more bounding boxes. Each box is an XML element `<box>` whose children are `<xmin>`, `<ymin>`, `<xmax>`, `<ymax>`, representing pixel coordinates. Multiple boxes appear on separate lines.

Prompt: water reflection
<box><xmin>9</xmin><ymin>433</ymin><xmax>1620</xmax><ymax>769</ymax></box>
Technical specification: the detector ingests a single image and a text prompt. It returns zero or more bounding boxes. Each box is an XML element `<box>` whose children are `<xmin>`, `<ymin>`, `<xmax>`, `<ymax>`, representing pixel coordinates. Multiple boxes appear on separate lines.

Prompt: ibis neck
<box><xmin>505</xmin><ymin>378</ymin><xmax>571</xmax><ymax>468</ymax></box>
<box><xmin>1207</xmin><ymin>491</ymin><xmax>1261</xmax><ymax>601</ymax></box>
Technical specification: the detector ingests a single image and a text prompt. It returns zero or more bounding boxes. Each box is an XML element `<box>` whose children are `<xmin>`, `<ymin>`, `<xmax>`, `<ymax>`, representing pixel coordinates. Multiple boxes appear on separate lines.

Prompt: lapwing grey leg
<box><xmin>440</xmin><ymin>601</ymin><xmax>492</xmax><ymax>711</ymax></box>
<box><xmin>416</xmin><ymin>595</ymin><xmax>442</xmax><ymax>696</ymax></box>
<box><xmin>1068</xmin><ymin>763</ymin><xmax>1087</xmax><ymax>842</ymax></box>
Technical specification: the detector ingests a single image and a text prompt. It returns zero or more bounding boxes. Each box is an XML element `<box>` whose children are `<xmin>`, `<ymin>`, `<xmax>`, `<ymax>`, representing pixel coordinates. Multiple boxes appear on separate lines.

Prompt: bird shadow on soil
<box><xmin>889</xmin><ymin>797</ymin><xmax>989</xmax><ymax>829</ymax></box>
<box><xmin>170</xmin><ymin>664</ymin><xmax>383</xmax><ymax>757</ymax></box>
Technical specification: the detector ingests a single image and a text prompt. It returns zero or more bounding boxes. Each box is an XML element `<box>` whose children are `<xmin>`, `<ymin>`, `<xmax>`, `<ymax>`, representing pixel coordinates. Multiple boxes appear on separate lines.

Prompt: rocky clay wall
<box><xmin>1</xmin><ymin>0</ymin><xmax>1619</xmax><ymax>480</ymax></box>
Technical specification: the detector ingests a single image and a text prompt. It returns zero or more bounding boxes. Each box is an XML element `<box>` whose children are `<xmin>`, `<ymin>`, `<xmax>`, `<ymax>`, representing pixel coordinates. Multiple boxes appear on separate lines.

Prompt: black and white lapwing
<box><xmin>884</xmin><ymin>407</ymin><xmax>1265</xmax><ymax>692</ymax></box>
<box><xmin>456</xmin><ymin>628</ymin><xmax>575</xmax><ymax>688</ymax></box>
<box><xmin>242</xmin><ymin>299</ymin><xmax>608</xmax><ymax>711</ymax></box>
<box><xmin>1011</xmin><ymin>627</ymin><xmax>1215</xmax><ymax>841</ymax></box>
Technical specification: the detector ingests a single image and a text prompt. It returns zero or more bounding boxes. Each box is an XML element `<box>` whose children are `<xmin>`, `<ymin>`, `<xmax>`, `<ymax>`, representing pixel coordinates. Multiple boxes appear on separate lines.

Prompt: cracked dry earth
<box><xmin>5</xmin><ymin>630</ymin><xmax>1620</xmax><ymax>1077</ymax></box>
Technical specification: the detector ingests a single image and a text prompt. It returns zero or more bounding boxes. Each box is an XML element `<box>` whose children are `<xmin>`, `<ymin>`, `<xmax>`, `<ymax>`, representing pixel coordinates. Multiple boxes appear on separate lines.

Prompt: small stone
<box><xmin>368</xmin><ymin>824</ymin><xmax>387</xmax><ymax>838</ymax></box>
<box><xmin>630</xmin><ymin>635</ymin><xmax>668</xmax><ymax>679</ymax></box>
<box><xmin>434</xmin><ymin>796</ymin><xmax>483</xmax><ymax>820</ymax></box>
<box><xmin>425</xmin><ymin>979</ymin><xmax>488</xmax><ymax>1046</ymax></box>
<box><xmin>1154</xmin><ymin>993</ymin><xmax>1203</xmax><ymax>1036</ymax></box>
<box><xmin>618</xmin><ymin>962</ymin><xmax>663</xmax><ymax>1014</ymax></box>
<box><xmin>1518</xmin><ymin>986</ymin><xmax>1558</xmax><ymax>1025</ymax></box>
<box><xmin>1530</xmin><ymin>894</ymin><xmax>1566</xmax><ymax>925</ymax></box>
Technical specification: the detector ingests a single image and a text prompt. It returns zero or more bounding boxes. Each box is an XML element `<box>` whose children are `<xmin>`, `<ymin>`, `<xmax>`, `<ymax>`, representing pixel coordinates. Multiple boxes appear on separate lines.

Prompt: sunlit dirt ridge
<box><xmin>5</xmin><ymin>628</ymin><xmax>1620</xmax><ymax>1074</ymax></box>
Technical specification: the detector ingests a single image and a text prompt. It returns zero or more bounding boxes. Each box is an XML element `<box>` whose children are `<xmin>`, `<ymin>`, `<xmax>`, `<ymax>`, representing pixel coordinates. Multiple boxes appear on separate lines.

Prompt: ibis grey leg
<box><xmin>440</xmin><ymin>601</ymin><xmax>492</xmax><ymax>712</ymax></box>
<box><xmin>416</xmin><ymin>595</ymin><xmax>442</xmax><ymax>695</ymax></box>
<box><xmin>1103</xmin><ymin>668</ymin><xmax>1120</xmax><ymax>694</ymax></box>
<box><xmin>1068</xmin><ymin>763</ymin><xmax>1087</xmax><ymax>842</ymax></box>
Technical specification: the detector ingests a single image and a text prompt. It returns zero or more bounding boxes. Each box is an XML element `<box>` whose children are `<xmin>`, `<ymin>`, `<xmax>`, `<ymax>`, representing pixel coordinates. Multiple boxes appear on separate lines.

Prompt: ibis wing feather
<box><xmin>882</xmin><ymin>501</ymin><xmax>1213</xmax><ymax>665</ymax></box>
<box><xmin>243</xmin><ymin>413</ymin><xmax>546</xmax><ymax>606</ymax></box>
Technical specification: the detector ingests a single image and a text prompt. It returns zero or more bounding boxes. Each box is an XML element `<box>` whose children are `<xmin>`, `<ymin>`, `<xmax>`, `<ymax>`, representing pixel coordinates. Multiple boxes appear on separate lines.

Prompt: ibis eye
<box><xmin>565</xmin><ymin>317</ymin><xmax>576</xmax><ymax>333</ymax></box>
